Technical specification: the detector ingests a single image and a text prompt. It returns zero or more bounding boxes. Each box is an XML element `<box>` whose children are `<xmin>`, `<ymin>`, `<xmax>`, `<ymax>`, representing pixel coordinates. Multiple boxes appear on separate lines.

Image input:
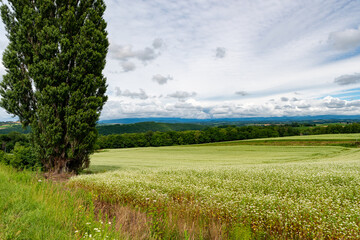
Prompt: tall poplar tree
<box><xmin>0</xmin><ymin>0</ymin><xmax>108</xmax><ymax>173</ymax></box>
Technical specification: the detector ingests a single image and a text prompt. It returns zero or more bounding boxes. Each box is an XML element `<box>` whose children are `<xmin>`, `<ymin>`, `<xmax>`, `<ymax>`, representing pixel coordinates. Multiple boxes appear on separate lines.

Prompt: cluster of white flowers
<box><xmin>75</xmin><ymin>221</ymin><xmax>113</xmax><ymax>239</ymax></box>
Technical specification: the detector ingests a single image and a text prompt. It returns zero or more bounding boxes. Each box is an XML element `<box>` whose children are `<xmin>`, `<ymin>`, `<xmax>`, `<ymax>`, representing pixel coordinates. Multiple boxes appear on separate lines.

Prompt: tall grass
<box><xmin>0</xmin><ymin>164</ymin><xmax>121</xmax><ymax>240</ymax></box>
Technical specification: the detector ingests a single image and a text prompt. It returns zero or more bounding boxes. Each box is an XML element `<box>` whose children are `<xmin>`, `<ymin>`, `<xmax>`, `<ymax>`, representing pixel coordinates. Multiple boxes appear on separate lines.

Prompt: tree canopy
<box><xmin>0</xmin><ymin>0</ymin><xmax>108</xmax><ymax>173</ymax></box>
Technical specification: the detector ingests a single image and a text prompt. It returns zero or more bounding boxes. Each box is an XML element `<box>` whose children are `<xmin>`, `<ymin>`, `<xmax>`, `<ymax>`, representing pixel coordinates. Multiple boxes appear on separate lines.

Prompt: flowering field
<box><xmin>69</xmin><ymin>134</ymin><xmax>360</xmax><ymax>239</ymax></box>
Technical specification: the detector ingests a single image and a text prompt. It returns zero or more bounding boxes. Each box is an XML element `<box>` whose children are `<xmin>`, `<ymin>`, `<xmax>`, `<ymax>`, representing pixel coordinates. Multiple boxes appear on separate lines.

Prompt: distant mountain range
<box><xmin>99</xmin><ymin>115</ymin><xmax>360</xmax><ymax>125</ymax></box>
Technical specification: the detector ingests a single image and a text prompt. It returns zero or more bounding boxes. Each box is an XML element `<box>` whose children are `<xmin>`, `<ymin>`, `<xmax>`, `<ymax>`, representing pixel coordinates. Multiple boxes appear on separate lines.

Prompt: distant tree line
<box><xmin>96</xmin><ymin>125</ymin><xmax>300</xmax><ymax>149</ymax></box>
<box><xmin>302</xmin><ymin>123</ymin><xmax>360</xmax><ymax>135</ymax></box>
<box><xmin>2</xmin><ymin>123</ymin><xmax>360</xmax><ymax>152</ymax></box>
<box><xmin>95</xmin><ymin>123</ymin><xmax>360</xmax><ymax>149</ymax></box>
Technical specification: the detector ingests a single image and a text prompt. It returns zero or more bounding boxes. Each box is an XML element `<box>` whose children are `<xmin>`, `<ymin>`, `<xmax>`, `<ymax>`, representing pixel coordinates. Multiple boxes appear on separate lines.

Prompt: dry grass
<box><xmin>94</xmin><ymin>201</ymin><xmax>151</xmax><ymax>240</ymax></box>
<box><xmin>92</xmin><ymin>199</ymin><xmax>232</xmax><ymax>240</ymax></box>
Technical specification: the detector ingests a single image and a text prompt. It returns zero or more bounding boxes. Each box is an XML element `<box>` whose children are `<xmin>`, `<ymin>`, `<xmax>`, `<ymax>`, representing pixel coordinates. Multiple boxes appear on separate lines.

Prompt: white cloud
<box><xmin>215</xmin><ymin>47</ymin><xmax>226</xmax><ymax>58</ymax></box>
<box><xmin>235</xmin><ymin>91</ymin><xmax>248</xmax><ymax>96</ymax></box>
<box><xmin>152</xmin><ymin>38</ymin><xmax>164</xmax><ymax>49</ymax></box>
<box><xmin>334</xmin><ymin>73</ymin><xmax>360</xmax><ymax>85</ymax></box>
<box><xmin>121</xmin><ymin>61</ymin><xmax>136</xmax><ymax>72</ymax></box>
<box><xmin>296</xmin><ymin>104</ymin><xmax>310</xmax><ymax>109</ymax></box>
<box><xmin>167</xmin><ymin>91</ymin><xmax>197</xmax><ymax>101</ymax></box>
<box><xmin>323</xmin><ymin>96</ymin><xmax>346</xmax><ymax>108</ymax></box>
<box><xmin>135</xmin><ymin>47</ymin><xmax>158</xmax><ymax>62</ymax></box>
<box><xmin>110</xmin><ymin>44</ymin><xmax>133</xmax><ymax>60</ymax></box>
<box><xmin>101</xmin><ymin>95</ymin><xmax>360</xmax><ymax>120</ymax></box>
<box><xmin>115</xmin><ymin>87</ymin><xmax>149</xmax><ymax>100</ymax></box>
<box><xmin>110</xmin><ymin>44</ymin><xmax>159</xmax><ymax>63</ymax></box>
<box><xmin>152</xmin><ymin>74</ymin><xmax>173</xmax><ymax>85</ymax></box>
<box><xmin>329</xmin><ymin>26</ymin><xmax>360</xmax><ymax>51</ymax></box>
<box><xmin>347</xmin><ymin>100</ymin><xmax>360</xmax><ymax>107</ymax></box>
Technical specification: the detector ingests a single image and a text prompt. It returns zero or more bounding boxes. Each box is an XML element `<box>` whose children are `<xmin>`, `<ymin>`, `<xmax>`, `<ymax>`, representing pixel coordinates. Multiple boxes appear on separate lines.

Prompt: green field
<box><xmin>244</xmin><ymin>133</ymin><xmax>360</xmax><ymax>141</ymax></box>
<box><xmin>87</xmin><ymin>143</ymin><xmax>355</xmax><ymax>172</ymax></box>
<box><xmin>86</xmin><ymin>133</ymin><xmax>360</xmax><ymax>172</ymax></box>
<box><xmin>70</xmin><ymin>134</ymin><xmax>360</xmax><ymax>239</ymax></box>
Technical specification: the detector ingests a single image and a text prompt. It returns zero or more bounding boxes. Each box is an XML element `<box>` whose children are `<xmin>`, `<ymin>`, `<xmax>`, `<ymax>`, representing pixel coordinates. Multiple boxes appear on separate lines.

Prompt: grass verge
<box><xmin>0</xmin><ymin>164</ymin><xmax>121</xmax><ymax>240</ymax></box>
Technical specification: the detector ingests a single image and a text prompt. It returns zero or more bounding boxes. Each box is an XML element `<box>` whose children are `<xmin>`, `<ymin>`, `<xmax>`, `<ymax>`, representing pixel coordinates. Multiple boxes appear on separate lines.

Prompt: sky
<box><xmin>1</xmin><ymin>0</ymin><xmax>360</xmax><ymax>120</ymax></box>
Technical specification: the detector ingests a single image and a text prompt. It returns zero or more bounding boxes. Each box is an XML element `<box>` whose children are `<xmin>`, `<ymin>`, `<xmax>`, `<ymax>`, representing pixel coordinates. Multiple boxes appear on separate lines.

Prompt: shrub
<box><xmin>0</xmin><ymin>150</ymin><xmax>5</xmax><ymax>164</ymax></box>
<box><xmin>1</xmin><ymin>143</ymin><xmax>42</xmax><ymax>171</ymax></box>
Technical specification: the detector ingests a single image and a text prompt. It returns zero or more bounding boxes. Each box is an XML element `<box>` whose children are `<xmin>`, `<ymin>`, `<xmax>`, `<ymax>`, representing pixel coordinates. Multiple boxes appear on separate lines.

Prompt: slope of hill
<box><xmin>0</xmin><ymin>123</ymin><xmax>30</xmax><ymax>134</ymax></box>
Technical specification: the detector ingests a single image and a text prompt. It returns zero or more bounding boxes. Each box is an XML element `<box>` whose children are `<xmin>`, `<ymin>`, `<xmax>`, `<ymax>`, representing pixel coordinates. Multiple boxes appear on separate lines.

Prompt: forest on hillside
<box><xmin>96</xmin><ymin>123</ymin><xmax>360</xmax><ymax>149</ymax></box>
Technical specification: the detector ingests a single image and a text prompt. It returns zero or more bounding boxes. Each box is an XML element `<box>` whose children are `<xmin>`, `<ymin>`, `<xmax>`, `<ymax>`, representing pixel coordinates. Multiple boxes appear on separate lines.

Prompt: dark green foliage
<box><xmin>97</xmin><ymin>122</ymin><xmax>207</xmax><ymax>135</ymax></box>
<box><xmin>0</xmin><ymin>132</ymin><xmax>29</xmax><ymax>152</ymax></box>
<box><xmin>12</xmin><ymin>143</ymin><xmax>41</xmax><ymax>170</ymax></box>
<box><xmin>0</xmin><ymin>143</ymin><xmax>41</xmax><ymax>170</ymax></box>
<box><xmin>96</xmin><ymin>125</ymin><xmax>294</xmax><ymax>149</ymax></box>
<box><xmin>0</xmin><ymin>151</ymin><xmax>5</xmax><ymax>164</ymax></box>
<box><xmin>95</xmin><ymin>123</ymin><xmax>360</xmax><ymax>149</ymax></box>
<box><xmin>301</xmin><ymin>123</ymin><xmax>360</xmax><ymax>135</ymax></box>
<box><xmin>0</xmin><ymin>0</ymin><xmax>108</xmax><ymax>173</ymax></box>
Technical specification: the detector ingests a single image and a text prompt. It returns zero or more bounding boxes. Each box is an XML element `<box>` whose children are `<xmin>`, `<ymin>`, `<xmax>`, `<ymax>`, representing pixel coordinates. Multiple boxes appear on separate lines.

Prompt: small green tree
<box><xmin>0</xmin><ymin>0</ymin><xmax>108</xmax><ymax>173</ymax></box>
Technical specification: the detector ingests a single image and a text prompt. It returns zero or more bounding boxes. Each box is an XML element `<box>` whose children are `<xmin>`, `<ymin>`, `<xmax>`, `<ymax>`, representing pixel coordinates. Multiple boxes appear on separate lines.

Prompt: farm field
<box><xmin>70</xmin><ymin>134</ymin><xmax>360</xmax><ymax>239</ymax></box>
<box><xmin>211</xmin><ymin>133</ymin><xmax>360</xmax><ymax>147</ymax></box>
<box><xmin>243</xmin><ymin>133</ymin><xmax>360</xmax><ymax>141</ymax></box>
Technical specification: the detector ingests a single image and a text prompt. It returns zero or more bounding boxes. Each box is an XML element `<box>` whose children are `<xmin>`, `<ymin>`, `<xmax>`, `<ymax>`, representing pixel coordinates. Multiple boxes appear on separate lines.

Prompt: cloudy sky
<box><xmin>1</xmin><ymin>0</ymin><xmax>360</xmax><ymax>120</ymax></box>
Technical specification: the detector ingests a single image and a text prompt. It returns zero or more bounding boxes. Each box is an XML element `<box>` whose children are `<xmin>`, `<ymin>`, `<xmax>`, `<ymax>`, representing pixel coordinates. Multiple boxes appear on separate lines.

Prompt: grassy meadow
<box><xmin>0</xmin><ymin>164</ymin><xmax>122</xmax><ymax>240</ymax></box>
<box><xmin>69</xmin><ymin>134</ymin><xmax>360</xmax><ymax>239</ymax></box>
